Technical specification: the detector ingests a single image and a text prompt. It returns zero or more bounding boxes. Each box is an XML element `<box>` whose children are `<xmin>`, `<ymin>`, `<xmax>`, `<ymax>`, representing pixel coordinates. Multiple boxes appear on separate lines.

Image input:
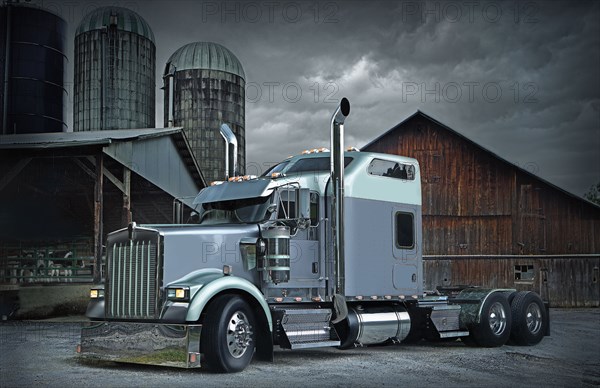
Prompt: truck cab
<box><xmin>80</xmin><ymin>98</ymin><xmax>549</xmax><ymax>372</ymax></box>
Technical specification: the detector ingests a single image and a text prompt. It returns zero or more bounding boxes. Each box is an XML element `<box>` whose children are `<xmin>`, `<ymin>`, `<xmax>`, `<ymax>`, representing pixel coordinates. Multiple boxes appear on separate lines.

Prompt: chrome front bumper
<box><xmin>79</xmin><ymin>321</ymin><xmax>203</xmax><ymax>368</ymax></box>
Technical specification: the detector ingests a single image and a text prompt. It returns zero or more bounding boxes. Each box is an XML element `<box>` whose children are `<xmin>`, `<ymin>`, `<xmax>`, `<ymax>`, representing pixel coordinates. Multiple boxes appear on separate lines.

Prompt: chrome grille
<box><xmin>106</xmin><ymin>236</ymin><xmax>159</xmax><ymax>319</ymax></box>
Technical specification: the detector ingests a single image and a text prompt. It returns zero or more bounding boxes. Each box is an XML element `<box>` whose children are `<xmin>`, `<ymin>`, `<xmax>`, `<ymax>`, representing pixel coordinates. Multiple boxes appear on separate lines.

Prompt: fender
<box><xmin>184</xmin><ymin>272</ymin><xmax>272</xmax><ymax>333</ymax></box>
<box><xmin>456</xmin><ymin>288</ymin><xmax>516</xmax><ymax>328</ymax></box>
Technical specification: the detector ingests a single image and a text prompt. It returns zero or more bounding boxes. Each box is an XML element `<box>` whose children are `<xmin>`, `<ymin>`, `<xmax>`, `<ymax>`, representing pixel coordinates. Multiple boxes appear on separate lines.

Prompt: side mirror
<box><xmin>295</xmin><ymin>188</ymin><xmax>311</xmax><ymax>224</ymax></box>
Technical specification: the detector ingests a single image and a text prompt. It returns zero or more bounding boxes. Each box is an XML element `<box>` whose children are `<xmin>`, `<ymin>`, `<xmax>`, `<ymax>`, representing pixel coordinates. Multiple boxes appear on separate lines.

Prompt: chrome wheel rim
<box><xmin>226</xmin><ymin>311</ymin><xmax>253</xmax><ymax>358</ymax></box>
<box><xmin>488</xmin><ymin>302</ymin><xmax>507</xmax><ymax>336</ymax></box>
<box><xmin>525</xmin><ymin>302</ymin><xmax>543</xmax><ymax>335</ymax></box>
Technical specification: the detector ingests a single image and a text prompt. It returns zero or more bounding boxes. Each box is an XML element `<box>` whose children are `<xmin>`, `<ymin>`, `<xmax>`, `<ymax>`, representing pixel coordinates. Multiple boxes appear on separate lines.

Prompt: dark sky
<box><xmin>36</xmin><ymin>0</ymin><xmax>600</xmax><ymax>197</ymax></box>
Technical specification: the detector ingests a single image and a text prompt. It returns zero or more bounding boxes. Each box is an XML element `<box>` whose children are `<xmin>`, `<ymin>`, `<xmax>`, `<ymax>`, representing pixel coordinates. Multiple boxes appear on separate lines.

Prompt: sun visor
<box><xmin>193</xmin><ymin>179</ymin><xmax>274</xmax><ymax>205</ymax></box>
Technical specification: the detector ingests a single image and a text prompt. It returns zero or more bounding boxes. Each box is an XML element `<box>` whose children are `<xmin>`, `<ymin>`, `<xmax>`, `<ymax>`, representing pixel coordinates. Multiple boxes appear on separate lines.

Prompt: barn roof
<box><xmin>0</xmin><ymin>128</ymin><xmax>206</xmax><ymax>208</ymax></box>
<box><xmin>0</xmin><ymin>128</ymin><xmax>180</xmax><ymax>149</ymax></box>
<box><xmin>363</xmin><ymin>110</ymin><xmax>599</xmax><ymax>210</ymax></box>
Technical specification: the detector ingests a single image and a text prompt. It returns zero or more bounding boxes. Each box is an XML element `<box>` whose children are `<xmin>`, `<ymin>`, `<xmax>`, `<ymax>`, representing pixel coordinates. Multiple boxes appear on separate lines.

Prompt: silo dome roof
<box><xmin>76</xmin><ymin>6</ymin><xmax>155</xmax><ymax>42</ymax></box>
<box><xmin>165</xmin><ymin>42</ymin><xmax>245</xmax><ymax>79</ymax></box>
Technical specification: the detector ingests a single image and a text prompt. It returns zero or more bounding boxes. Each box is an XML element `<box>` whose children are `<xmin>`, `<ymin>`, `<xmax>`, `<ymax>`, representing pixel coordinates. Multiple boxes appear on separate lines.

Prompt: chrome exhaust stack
<box><xmin>220</xmin><ymin>124</ymin><xmax>238</xmax><ymax>179</ymax></box>
<box><xmin>330</xmin><ymin>98</ymin><xmax>350</xmax><ymax>296</ymax></box>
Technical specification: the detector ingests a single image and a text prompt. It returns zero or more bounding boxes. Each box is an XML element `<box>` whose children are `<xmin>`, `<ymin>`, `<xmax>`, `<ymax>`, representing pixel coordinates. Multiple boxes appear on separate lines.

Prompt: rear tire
<box><xmin>468</xmin><ymin>292</ymin><xmax>512</xmax><ymax>347</ymax></box>
<box><xmin>505</xmin><ymin>291</ymin><xmax>516</xmax><ymax>305</ymax></box>
<box><xmin>509</xmin><ymin>291</ymin><xmax>547</xmax><ymax>346</ymax></box>
<box><xmin>202</xmin><ymin>295</ymin><xmax>256</xmax><ymax>373</ymax></box>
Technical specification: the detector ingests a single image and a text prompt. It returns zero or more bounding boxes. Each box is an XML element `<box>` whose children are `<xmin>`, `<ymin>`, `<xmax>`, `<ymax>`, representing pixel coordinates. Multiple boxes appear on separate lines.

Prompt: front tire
<box><xmin>509</xmin><ymin>291</ymin><xmax>547</xmax><ymax>346</ymax></box>
<box><xmin>202</xmin><ymin>295</ymin><xmax>256</xmax><ymax>373</ymax></box>
<box><xmin>468</xmin><ymin>292</ymin><xmax>512</xmax><ymax>347</ymax></box>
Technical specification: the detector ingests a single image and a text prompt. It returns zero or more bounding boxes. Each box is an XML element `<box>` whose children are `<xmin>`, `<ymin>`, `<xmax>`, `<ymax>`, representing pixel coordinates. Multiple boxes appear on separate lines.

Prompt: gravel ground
<box><xmin>0</xmin><ymin>308</ymin><xmax>599</xmax><ymax>387</ymax></box>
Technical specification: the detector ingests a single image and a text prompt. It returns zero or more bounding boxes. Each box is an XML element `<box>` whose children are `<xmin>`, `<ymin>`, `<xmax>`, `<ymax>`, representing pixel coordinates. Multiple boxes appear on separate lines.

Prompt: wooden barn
<box><xmin>363</xmin><ymin>111</ymin><xmax>600</xmax><ymax>307</ymax></box>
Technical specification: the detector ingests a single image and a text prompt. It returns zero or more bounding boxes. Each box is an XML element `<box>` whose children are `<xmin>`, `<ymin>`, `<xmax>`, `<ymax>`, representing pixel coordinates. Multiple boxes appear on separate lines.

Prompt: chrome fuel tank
<box><xmin>338</xmin><ymin>305</ymin><xmax>411</xmax><ymax>347</ymax></box>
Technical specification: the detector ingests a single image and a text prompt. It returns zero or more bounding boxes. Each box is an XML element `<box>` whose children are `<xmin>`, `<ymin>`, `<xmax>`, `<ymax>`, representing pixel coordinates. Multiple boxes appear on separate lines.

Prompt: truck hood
<box><xmin>148</xmin><ymin>223</ymin><xmax>261</xmax><ymax>285</ymax></box>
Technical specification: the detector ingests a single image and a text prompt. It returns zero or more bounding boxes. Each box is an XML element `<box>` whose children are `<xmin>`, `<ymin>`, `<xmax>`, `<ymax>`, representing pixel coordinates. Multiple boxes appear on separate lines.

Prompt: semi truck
<box><xmin>78</xmin><ymin>98</ymin><xmax>549</xmax><ymax>372</ymax></box>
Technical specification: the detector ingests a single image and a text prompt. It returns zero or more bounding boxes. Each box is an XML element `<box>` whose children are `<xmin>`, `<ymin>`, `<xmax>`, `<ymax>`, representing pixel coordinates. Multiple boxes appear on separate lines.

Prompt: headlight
<box><xmin>166</xmin><ymin>287</ymin><xmax>189</xmax><ymax>301</ymax></box>
<box><xmin>90</xmin><ymin>288</ymin><xmax>104</xmax><ymax>298</ymax></box>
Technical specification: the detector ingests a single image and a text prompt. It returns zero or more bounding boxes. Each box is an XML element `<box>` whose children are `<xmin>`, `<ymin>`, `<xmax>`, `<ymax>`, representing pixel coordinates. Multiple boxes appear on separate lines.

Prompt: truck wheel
<box><xmin>202</xmin><ymin>295</ymin><xmax>255</xmax><ymax>373</ymax></box>
<box><xmin>504</xmin><ymin>291</ymin><xmax>516</xmax><ymax>305</ymax></box>
<box><xmin>469</xmin><ymin>292</ymin><xmax>512</xmax><ymax>347</ymax></box>
<box><xmin>509</xmin><ymin>291</ymin><xmax>547</xmax><ymax>346</ymax></box>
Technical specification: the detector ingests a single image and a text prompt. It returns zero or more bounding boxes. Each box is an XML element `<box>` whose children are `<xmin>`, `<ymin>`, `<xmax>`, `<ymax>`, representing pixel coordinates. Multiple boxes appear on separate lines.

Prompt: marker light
<box><xmin>301</xmin><ymin>147</ymin><xmax>330</xmax><ymax>155</ymax></box>
<box><xmin>228</xmin><ymin>175</ymin><xmax>258</xmax><ymax>182</ymax></box>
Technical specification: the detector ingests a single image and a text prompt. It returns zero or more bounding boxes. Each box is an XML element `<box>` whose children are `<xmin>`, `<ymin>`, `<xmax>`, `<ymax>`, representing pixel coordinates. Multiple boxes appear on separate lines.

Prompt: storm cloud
<box><xmin>40</xmin><ymin>0</ymin><xmax>599</xmax><ymax>196</ymax></box>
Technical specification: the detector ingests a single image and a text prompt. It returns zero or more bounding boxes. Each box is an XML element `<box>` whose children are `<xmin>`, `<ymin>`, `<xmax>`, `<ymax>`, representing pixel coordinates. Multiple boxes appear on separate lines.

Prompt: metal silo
<box><xmin>0</xmin><ymin>1</ymin><xmax>67</xmax><ymax>134</ymax></box>
<box><xmin>163</xmin><ymin>42</ymin><xmax>245</xmax><ymax>183</ymax></box>
<box><xmin>73</xmin><ymin>6</ymin><xmax>155</xmax><ymax>131</ymax></box>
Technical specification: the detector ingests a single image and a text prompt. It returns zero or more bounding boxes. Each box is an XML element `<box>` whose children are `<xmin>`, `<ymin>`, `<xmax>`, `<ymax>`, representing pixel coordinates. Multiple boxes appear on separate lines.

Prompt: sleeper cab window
<box><xmin>395</xmin><ymin>212</ymin><xmax>415</xmax><ymax>249</ymax></box>
<box><xmin>368</xmin><ymin>158</ymin><xmax>415</xmax><ymax>180</ymax></box>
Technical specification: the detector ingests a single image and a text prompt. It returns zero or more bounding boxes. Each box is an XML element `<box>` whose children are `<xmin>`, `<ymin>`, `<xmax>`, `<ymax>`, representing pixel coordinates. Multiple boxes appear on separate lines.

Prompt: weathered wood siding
<box><xmin>364</xmin><ymin>112</ymin><xmax>600</xmax><ymax>306</ymax></box>
<box><xmin>424</xmin><ymin>256</ymin><xmax>600</xmax><ymax>308</ymax></box>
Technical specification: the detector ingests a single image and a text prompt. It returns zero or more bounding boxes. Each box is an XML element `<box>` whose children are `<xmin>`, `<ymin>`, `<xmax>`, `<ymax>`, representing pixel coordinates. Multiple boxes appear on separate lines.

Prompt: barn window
<box><xmin>368</xmin><ymin>159</ymin><xmax>415</xmax><ymax>180</ymax></box>
<box><xmin>514</xmin><ymin>265</ymin><xmax>534</xmax><ymax>281</ymax></box>
<box><xmin>395</xmin><ymin>212</ymin><xmax>415</xmax><ymax>249</ymax></box>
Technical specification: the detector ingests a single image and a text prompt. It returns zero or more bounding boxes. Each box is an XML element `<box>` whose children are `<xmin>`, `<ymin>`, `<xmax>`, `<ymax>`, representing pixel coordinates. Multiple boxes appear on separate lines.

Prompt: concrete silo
<box><xmin>163</xmin><ymin>42</ymin><xmax>245</xmax><ymax>183</ymax></box>
<box><xmin>73</xmin><ymin>6</ymin><xmax>155</xmax><ymax>131</ymax></box>
<box><xmin>0</xmin><ymin>1</ymin><xmax>67</xmax><ymax>134</ymax></box>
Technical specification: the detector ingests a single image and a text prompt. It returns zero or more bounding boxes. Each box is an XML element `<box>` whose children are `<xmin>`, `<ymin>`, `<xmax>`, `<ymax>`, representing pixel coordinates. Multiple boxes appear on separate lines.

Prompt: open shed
<box><xmin>0</xmin><ymin>128</ymin><xmax>205</xmax><ymax>284</ymax></box>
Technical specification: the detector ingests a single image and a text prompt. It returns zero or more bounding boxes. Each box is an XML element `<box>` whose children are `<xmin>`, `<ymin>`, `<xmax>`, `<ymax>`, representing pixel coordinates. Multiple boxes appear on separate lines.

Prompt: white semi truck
<box><xmin>79</xmin><ymin>98</ymin><xmax>549</xmax><ymax>372</ymax></box>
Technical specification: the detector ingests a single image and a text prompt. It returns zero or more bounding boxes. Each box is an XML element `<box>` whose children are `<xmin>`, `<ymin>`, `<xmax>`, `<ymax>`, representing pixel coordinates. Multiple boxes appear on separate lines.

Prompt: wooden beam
<box><xmin>122</xmin><ymin>167</ymin><xmax>131</xmax><ymax>226</ymax></box>
<box><xmin>93</xmin><ymin>153</ymin><xmax>104</xmax><ymax>284</ymax></box>
<box><xmin>149</xmin><ymin>199</ymin><xmax>171</xmax><ymax>223</ymax></box>
<box><xmin>0</xmin><ymin>158</ymin><xmax>31</xmax><ymax>191</ymax></box>
<box><xmin>72</xmin><ymin>158</ymin><xmax>96</xmax><ymax>180</ymax></box>
<box><xmin>86</xmin><ymin>156</ymin><xmax>125</xmax><ymax>193</ymax></box>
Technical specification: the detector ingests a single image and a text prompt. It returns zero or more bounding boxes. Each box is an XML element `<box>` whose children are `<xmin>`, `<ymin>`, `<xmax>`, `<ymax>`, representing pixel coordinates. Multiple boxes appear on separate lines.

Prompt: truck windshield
<box><xmin>262</xmin><ymin>161</ymin><xmax>289</xmax><ymax>176</ymax></box>
<box><xmin>197</xmin><ymin>196</ymin><xmax>273</xmax><ymax>225</ymax></box>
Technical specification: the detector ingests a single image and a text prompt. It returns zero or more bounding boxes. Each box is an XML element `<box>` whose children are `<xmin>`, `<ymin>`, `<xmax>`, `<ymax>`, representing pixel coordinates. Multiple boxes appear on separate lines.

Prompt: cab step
<box><xmin>272</xmin><ymin>308</ymin><xmax>341</xmax><ymax>349</ymax></box>
<box><xmin>439</xmin><ymin>330</ymin><xmax>470</xmax><ymax>338</ymax></box>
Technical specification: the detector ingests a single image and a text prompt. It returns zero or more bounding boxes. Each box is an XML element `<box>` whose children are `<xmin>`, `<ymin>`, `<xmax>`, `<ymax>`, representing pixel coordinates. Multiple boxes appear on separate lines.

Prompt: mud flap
<box><xmin>331</xmin><ymin>293</ymin><xmax>348</xmax><ymax>324</ymax></box>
